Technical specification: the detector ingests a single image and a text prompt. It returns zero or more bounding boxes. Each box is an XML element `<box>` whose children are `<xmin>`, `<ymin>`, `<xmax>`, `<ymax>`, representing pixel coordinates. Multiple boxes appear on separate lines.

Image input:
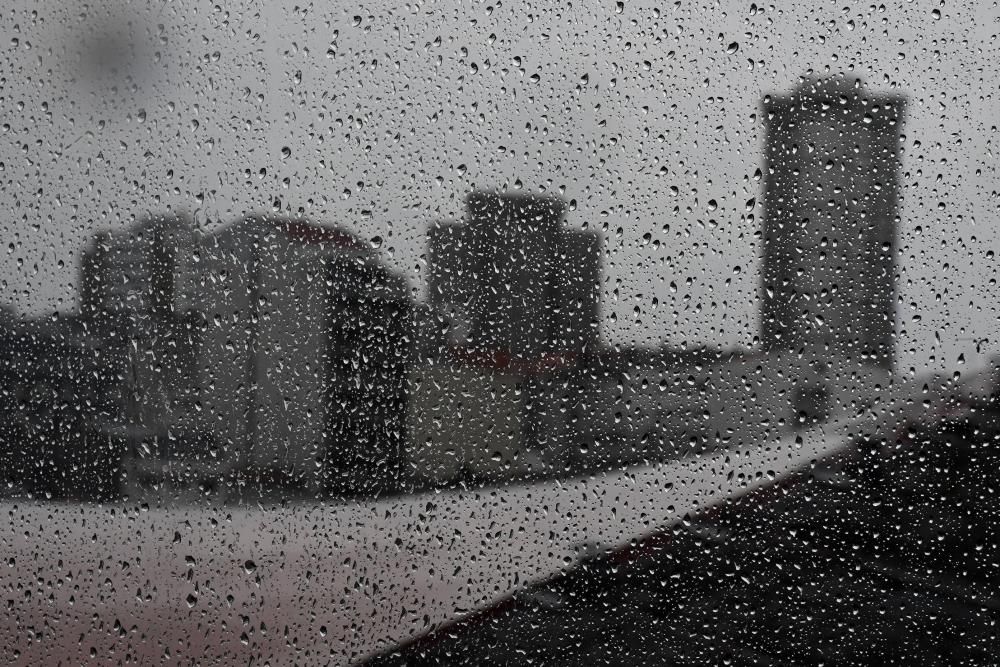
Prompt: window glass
<box><xmin>1</xmin><ymin>1</ymin><xmax>998</xmax><ymax>664</ymax></box>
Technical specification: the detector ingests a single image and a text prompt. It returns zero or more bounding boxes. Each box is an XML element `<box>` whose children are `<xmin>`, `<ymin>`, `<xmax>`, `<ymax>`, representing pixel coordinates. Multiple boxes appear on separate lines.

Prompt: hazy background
<box><xmin>0</xmin><ymin>0</ymin><xmax>997</xmax><ymax>377</ymax></box>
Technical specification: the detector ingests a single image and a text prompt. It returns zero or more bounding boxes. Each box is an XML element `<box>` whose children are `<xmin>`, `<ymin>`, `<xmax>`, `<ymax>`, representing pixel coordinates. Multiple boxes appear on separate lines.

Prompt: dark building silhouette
<box><xmin>321</xmin><ymin>256</ymin><xmax>412</xmax><ymax>495</ymax></box>
<box><xmin>428</xmin><ymin>191</ymin><xmax>600</xmax><ymax>361</ymax></box>
<box><xmin>761</xmin><ymin>77</ymin><xmax>905</xmax><ymax>371</ymax></box>
<box><xmin>0</xmin><ymin>313</ymin><xmax>121</xmax><ymax>499</ymax></box>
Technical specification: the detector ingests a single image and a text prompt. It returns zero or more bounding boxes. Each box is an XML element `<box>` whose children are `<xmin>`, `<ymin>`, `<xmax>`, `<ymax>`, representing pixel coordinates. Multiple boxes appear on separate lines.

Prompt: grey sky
<box><xmin>1</xmin><ymin>0</ymin><xmax>997</xmax><ymax>377</ymax></box>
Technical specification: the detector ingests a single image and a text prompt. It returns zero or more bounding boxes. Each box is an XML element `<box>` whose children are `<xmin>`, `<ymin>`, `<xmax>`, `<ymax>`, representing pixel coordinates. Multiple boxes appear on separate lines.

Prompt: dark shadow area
<box><xmin>363</xmin><ymin>389</ymin><xmax>1000</xmax><ymax>666</ymax></box>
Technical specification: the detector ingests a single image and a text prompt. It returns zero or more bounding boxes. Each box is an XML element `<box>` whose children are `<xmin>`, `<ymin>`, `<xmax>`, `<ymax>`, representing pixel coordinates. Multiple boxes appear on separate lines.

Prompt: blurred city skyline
<box><xmin>0</xmin><ymin>72</ymin><xmax>919</xmax><ymax>500</ymax></box>
<box><xmin>1</xmin><ymin>0</ymin><xmax>998</xmax><ymax>378</ymax></box>
<box><xmin>4</xmin><ymin>5</ymin><xmax>1000</xmax><ymax>664</ymax></box>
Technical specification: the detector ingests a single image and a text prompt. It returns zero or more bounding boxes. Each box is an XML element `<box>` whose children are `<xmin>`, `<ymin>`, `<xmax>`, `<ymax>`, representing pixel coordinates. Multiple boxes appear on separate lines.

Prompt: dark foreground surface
<box><xmin>366</xmin><ymin>405</ymin><xmax>1000</xmax><ymax>666</ymax></box>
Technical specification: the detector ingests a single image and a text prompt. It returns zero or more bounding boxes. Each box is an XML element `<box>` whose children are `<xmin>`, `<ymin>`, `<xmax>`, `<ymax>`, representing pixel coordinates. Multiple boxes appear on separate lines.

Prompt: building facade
<box><xmin>410</xmin><ymin>191</ymin><xmax>603</xmax><ymax>485</ymax></box>
<box><xmin>78</xmin><ymin>215</ymin><xmax>202</xmax><ymax>480</ymax></box>
<box><xmin>428</xmin><ymin>191</ymin><xmax>601</xmax><ymax>361</ymax></box>
<box><xmin>189</xmin><ymin>216</ymin><xmax>411</xmax><ymax>497</ymax></box>
<box><xmin>761</xmin><ymin>77</ymin><xmax>905</xmax><ymax>371</ymax></box>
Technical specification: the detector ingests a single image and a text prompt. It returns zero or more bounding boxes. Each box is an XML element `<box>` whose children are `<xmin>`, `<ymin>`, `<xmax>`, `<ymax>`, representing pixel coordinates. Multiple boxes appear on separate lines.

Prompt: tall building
<box><xmin>190</xmin><ymin>215</ymin><xmax>411</xmax><ymax>496</ymax></box>
<box><xmin>761</xmin><ymin>77</ymin><xmax>905</xmax><ymax>371</ymax></box>
<box><xmin>409</xmin><ymin>192</ymin><xmax>602</xmax><ymax>486</ymax></box>
<box><xmin>427</xmin><ymin>191</ymin><xmax>601</xmax><ymax>361</ymax></box>
<box><xmin>78</xmin><ymin>215</ymin><xmax>201</xmax><ymax>449</ymax></box>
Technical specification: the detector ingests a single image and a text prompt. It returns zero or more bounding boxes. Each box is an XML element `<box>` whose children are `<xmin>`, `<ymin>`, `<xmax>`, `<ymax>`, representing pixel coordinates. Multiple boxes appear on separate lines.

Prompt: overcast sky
<box><xmin>0</xmin><ymin>0</ymin><xmax>997</xmax><ymax>377</ymax></box>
